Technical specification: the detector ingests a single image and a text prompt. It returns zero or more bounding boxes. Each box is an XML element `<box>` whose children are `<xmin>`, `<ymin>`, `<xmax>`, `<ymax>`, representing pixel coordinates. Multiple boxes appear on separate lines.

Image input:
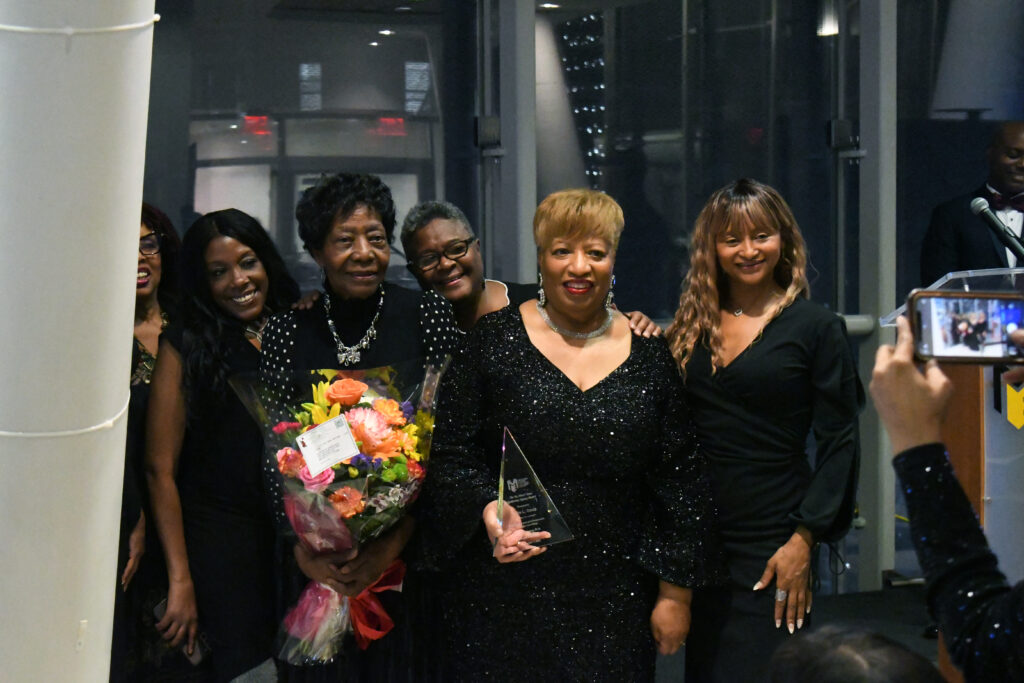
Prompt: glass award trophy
<box><xmin>496</xmin><ymin>427</ymin><xmax>574</xmax><ymax>547</ymax></box>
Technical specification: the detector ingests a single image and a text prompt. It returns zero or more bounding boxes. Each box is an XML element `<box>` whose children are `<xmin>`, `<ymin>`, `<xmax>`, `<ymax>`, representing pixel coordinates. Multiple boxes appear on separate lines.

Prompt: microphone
<box><xmin>970</xmin><ymin>197</ymin><xmax>1024</xmax><ymax>263</ymax></box>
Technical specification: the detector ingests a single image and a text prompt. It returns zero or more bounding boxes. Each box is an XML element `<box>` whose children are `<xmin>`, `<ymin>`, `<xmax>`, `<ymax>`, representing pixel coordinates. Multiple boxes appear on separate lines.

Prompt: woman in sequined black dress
<box><xmin>872</xmin><ymin>317</ymin><xmax>1024</xmax><ymax>682</ymax></box>
<box><xmin>420</xmin><ymin>189</ymin><xmax>725</xmax><ymax>681</ymax></box>
<box><xmin>666</xmin><ymin>180</ymin><xmax>863</xmax><ymax>682</ymax></box>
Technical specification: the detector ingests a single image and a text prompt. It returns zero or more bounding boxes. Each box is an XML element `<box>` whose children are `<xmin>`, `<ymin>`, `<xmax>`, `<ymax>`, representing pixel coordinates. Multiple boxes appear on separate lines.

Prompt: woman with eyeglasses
<box><xmin>400</xmin><ymin>200</ymin><xmax>663</xmax><ymax>341</ymax></box>
<box><xmin>111</xmin><ymin>203</ymin><xmax>192</xmax><ymax>681</ymax></box>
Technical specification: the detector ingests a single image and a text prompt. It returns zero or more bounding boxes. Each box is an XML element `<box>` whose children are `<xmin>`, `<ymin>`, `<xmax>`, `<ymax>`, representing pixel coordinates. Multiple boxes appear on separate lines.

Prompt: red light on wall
<box><xmin>243</xmin><ymin>115</ymin><xmax>272</xmax><ymax>136</ymax></box>
<box><xmin>372</xmin><ymin>117</ymin><xmax>407</xmax><ymax>137</ymax></box>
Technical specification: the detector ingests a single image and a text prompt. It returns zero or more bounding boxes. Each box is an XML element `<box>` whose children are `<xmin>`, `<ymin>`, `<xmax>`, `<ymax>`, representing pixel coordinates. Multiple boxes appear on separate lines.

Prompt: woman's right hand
<box><xmin>157</xmin><ymin>578</ymin><xmax>199</xmax><ymax>653</ymax></box>
<box><xmin>294</xmin><ymin>542</ymin><xmax>357</xmax><ymax>593</ymax></box>
<box><xmin>482</xmin><ymin>500</ymin><xmax>550</xmax><ymax>563</ymax></box>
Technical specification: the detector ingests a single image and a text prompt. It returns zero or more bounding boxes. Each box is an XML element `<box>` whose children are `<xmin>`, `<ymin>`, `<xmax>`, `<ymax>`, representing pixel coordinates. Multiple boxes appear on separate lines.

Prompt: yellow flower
<box><xmin>414</xmin><ymin>410</ymin><xmax>434</xmax><ymax>433</ymax></box>
<box><xmin>348</xmin><ymin>466</ymin><xmax>359</xmax><ymax>478</ymax></box>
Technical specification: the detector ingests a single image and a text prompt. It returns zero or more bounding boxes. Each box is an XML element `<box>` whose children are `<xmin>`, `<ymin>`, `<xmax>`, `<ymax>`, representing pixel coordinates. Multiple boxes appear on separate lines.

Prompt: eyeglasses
<box><xmin>139</xmin><ymin>233</ymin><xmax>161</xmax><ymax>255</ymax></box>
<box><xmin>414</xmin><ymin>237</ymin><xmax>478</xmax><ymax>271</ymax></box>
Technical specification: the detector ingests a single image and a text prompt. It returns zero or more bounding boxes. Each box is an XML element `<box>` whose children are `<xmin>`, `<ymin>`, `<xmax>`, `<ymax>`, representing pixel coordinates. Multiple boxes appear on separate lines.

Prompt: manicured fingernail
<box><xmin>797</xmin><ymin>618</ymin><xmax>803</xmax><ymax>629</ymax></box>
<box><xmin>788</xmin><ymin>622</ymin><xmax>795</xmax><ymax>634</ymax></box>
<box><xmin>775</xmin><ymin>619</ymin><xmax>781</xmax><ymax>628</ymax></box>
<box><xmin>806</xmin><ymin>604</ymin><xmax>812</xmax><ymax>614</ymax></box>
<box><xmin>753</xmin><ymin>581</ymin><xmax>764</xmax><ymax>591</ymax></box>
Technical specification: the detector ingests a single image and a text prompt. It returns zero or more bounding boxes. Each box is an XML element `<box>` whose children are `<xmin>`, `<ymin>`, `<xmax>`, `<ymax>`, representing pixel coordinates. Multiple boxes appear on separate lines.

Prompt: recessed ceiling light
<box><xmin>379</xmin><ymin>29</ymin><xmax>395</xmax><ymax>36</ymax></box>
<box><xmin>395</xmin><ymin>6</ymin><xmax>412</xmax><ymax>11</ymax></box>
<box><xmin>369</xmin><ymin>41</ymin><xmax>380</xmax><ymax>46</ymax></box>
<box><xmin>229</xmin><ymin>124</ymin><xmax>238</xmax><ymax>129</ymax></box>
<box><xmin>540</xmin><ymin>3</ymin><xmax>561</xmax><ymax>8</ymax></box>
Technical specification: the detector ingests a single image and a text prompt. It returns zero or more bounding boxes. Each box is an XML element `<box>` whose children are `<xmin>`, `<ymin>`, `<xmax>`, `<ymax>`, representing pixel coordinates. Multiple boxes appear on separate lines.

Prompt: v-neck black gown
<box><xmin>418</xmin><ymin>305</ymin><xmax>726</xmax><ymax>682</ymax></box>
<box><xmin>682</xmin><ymin>297</ymin><xmax>863</xmax><ymax>682</ymax></box>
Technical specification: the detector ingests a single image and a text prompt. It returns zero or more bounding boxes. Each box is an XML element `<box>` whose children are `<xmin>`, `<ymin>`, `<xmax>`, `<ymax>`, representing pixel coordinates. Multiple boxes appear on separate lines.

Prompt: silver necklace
<box><xmin>536</xmin><ymin>301</ymin><xmax>613</xmax><ymax>339</ymax></box>
<box><xmin>324</xmin><ymin>287</ymin><xmax>384</xmax><ymax>365</ymax></box>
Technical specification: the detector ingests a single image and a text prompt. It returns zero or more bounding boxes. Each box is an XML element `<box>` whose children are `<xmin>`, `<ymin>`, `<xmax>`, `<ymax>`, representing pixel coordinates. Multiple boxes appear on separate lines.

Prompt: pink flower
<box><xmin>345</xmin><ymin>407</ymin><xmax>392</xmax><ymax>450</ymax></box>
<box><xmin>298</xmin><ymin>465</ymin><xmax>335</xmax><ymax>493</ymax></box>
<box><xmin>276</xmin><ymin>447</ymin><xmax>305</xmax><ymax>477</ymax></box>
<box><xmin>273</xmin><ymin>421</ymin><xmax>303</xmax><ymax>435</ymax></box>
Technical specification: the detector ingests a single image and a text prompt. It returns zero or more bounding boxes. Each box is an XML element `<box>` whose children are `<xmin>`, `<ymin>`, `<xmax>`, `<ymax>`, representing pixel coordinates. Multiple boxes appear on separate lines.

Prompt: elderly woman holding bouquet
<box><xmin>420</xmin><ymin>188</ymin><xmax>725</xmax><ymax>681</ymax></box>
<box><xmin>259</xmin><ymin>172</ymin><xmax>449</xmax><ymax>680</ymax></box>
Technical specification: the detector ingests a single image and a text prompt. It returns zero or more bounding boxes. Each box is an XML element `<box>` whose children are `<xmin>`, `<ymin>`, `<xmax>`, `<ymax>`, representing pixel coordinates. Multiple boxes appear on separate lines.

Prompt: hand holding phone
<box><xmin>153</xmin><ymin>597</ymin><xmax>210</xmax><ymax>666</ymax></box>
<box><xmin>908</xmin><ymin>289</ymin><xmax>1024</xmax><ymax>364</ymax></box>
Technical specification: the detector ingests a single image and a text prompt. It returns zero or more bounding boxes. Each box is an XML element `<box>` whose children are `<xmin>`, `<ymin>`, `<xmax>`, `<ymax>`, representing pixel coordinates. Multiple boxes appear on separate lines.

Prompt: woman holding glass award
<box><xmin>666</xmin><ymin>179</ymin><xmax>863</xmax><ymax>682</ymax></box>
<box><xmin>420</xmin><ymin>188</ymin><xmax>725</xmax><ymax>681</ymax></box>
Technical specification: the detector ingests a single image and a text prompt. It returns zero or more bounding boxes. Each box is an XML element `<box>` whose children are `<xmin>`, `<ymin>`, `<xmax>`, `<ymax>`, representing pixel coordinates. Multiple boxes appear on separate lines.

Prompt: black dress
<box><xmin>683</xmin><ymin>298</ymin><xmax>863</xmax><ymax>683</ymax></box>
<box><xmin>259</xmin><ymin>282</ymin><xmax>438</xmax><ymax>682</ymax></box>
<box><xmin>894</xmin><ymin>444</ymin><xmax>1024</xmax><ymax>682</ymax></box>
<box><xmin>418</xmin><ymin>279</ymin><xmax>537</xmax><ymax>353</ymax></box>
<box><xmin>419</xmin><ymin>305</ymin><xmax>726</xmax><ymax>682</ymax></box>
<box><xmin>165</xmin><ymin>325</ymin><xmax>278</xmax><ymax>682</ymax></box>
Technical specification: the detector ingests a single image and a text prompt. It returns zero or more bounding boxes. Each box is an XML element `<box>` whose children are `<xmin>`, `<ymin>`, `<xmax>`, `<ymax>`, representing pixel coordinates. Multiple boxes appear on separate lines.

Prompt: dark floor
<box><xmin>655</xmin><ymin>584</ymin><xmax>936</xmax><ymax>681</ymax></box>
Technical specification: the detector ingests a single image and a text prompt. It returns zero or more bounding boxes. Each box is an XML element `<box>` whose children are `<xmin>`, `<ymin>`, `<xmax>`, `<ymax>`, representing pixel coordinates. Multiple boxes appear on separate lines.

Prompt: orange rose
<box><xmin>325</xmin><ymin>378</ymin><xmax>368</xmax><ymax>407</ymax></box>
<box><xmin>372</xmin><ymin>398</ymin><xmax>406</xmax><ymax>426</ymax></box>
<box><xmin>328</xmin><ymin>487</ymin><xmax>365</xmax><ymax>518</ymax></box>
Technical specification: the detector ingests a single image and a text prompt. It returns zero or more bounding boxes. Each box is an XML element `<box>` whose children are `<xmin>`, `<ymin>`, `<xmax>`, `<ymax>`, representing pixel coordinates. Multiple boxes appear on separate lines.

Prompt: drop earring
<box><xmin>538</xmin><ymin>272</ymin><xmax>547</xmax><ymax>307</ymax></box>
<box><xmin>605</xmin><ymin>274</ymin><xmax>616</xmax><ymax>309</ymax></box>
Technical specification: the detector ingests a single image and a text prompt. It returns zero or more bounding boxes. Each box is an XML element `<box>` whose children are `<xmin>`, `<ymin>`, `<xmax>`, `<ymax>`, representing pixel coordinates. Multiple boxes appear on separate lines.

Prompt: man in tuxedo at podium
<box><xmin>920</xmin><ymin>121</ymin><xmax>1024</xmax><ymax>286</ymax></box>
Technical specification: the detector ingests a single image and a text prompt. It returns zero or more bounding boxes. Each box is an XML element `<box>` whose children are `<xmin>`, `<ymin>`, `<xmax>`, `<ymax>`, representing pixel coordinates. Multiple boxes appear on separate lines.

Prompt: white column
<box><xmin>856</xmin><ymin>0</ymin><xmax>897</xmax><ymax>592</ymax></box>
<box><xmin>496</xmin><ymin>0</ymin><xmax>537</xmax><ymax>283</ymax></box>
<box><xmin>0</xmin><ymin>3</ymin><xmax>156</xmax><ymax>680</ymax></box>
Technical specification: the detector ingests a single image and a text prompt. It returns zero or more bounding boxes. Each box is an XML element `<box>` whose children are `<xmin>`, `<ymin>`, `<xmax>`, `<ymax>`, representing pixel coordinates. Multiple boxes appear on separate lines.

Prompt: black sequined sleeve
<box><xmin>635</xmin><ymin>342</ymin><xmax>727</xmax><ymax>588</ymax></box>
<box><xmin>416</xmin><ymin>329</ymin><xmax>497</xmax><ymax>571</ymax></box>
<box><xmin>894</xmin><ymin>444</ymin><xmax>1024</xmax><ymax>681</ymax></box>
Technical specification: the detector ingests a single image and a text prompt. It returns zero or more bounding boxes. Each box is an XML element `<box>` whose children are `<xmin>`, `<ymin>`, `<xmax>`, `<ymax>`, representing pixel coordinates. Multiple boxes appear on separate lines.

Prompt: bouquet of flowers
<box><xmin>233</xmin><ymin>361</ymin><xmax>444</xmax><ymax>664</ymax></box>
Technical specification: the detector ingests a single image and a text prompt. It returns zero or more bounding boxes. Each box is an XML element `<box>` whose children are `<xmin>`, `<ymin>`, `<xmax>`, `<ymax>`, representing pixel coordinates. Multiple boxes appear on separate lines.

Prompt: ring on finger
<box><xmin>775</xmin><ymin>588</ymin><xmax>788</xmax><ymax>601</ymax></box>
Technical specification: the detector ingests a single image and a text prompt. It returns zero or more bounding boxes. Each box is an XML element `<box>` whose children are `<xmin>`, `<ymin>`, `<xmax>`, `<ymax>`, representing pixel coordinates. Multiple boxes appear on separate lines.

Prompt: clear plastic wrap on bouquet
<box><xmin>232</xmin><ymin>359</ymin><xmax>445</xmax><ymax>665</ymax></box>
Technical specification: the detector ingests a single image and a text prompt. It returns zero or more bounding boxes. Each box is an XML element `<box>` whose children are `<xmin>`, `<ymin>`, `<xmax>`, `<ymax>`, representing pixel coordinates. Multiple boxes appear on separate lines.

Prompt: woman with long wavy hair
<box><xmin>146</xmin><ymin>209</ymin><xmax>299</xmax><ymax>681</ymax></box>
<box><xmin>666</xmin><ymin>179</ymin><xmax>863</xmax><ymax>683</ymax></box>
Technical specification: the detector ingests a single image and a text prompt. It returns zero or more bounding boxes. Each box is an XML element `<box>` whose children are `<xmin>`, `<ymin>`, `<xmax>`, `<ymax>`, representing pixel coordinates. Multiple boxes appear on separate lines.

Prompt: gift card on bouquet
<box><xmin>496</xmin><ymin>427</ymin><xmax>574</xmax><ymax>547</ymax></box>
<box><xmin>296</xmin><ymin>416</ymin><xmax>360</xmax><ymax>476</ymax></box>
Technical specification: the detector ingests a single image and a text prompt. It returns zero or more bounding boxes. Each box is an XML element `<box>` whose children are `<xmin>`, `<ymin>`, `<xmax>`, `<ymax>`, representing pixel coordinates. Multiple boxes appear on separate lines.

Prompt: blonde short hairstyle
<box><xmin>533</xmin><ymin>188</ymin><xmax>625</xmax><ymax>251</ymax></box>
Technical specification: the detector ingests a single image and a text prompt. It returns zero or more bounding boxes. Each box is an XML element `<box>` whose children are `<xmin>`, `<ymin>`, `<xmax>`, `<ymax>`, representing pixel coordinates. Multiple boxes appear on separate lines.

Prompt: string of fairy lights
<box><xmin>557</xmin><ymin>13</ymin><xmax>607</xmax><ymax>189</ymax></box>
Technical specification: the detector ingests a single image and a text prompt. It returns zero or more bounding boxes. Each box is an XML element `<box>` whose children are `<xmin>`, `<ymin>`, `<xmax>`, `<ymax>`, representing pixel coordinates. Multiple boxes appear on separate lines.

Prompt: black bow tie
<box><xmin>988</xmin><ymin>190</ymin><xmax>1024</xmax><ymax>212</ymax></box>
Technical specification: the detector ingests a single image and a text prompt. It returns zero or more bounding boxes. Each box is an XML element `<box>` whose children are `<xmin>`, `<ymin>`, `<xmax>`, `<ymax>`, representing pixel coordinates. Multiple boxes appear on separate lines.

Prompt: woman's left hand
<box><xmin>292</xmin><ymin>290</ymin><xmax>321</xmax><ymax>310</ymax></box>
<box><xmin>753</xmin><ymin>527</ymin><xmax>813</xmax><ymax>633</ymax></box>
<box><xmin>650</xmin><ymin>583</ymin><xmax>692</xmax><ymax>655</ymax></box>
<box><xmin>626</xmin><ymin>311</ymin><xmax>663</xmax><ymax>338</ymax></box>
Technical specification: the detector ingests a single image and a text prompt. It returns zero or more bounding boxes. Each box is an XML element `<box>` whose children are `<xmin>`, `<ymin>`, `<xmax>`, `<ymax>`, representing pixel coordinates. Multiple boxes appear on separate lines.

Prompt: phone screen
<box><xmin>913</xmin><ymin>293</ymin><xmax>1024</xmax><ymax>362</ymax></box>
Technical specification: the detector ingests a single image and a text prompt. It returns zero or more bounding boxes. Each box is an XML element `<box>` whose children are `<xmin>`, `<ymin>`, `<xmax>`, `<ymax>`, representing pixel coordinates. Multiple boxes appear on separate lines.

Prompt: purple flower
<box><xmin>350</xmin><ymin>453</ymin><xmax>382</xmax><ymax>473</ymax></box>
<box><xmin>400</xmin><ymin>401</ymin><xmax>415</xmax><ymax>421</ymax></box>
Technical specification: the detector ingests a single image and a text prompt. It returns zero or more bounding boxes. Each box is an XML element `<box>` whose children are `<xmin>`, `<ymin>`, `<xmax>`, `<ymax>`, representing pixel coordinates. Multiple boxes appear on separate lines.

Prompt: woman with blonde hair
<box><xmin>666</xmin><ymin>178</ymin><xmax>863</xmax><ymax>682</ymax></box>
<box><xmin>420</xmin><ymin>188</ymin><xmax>724</xmax><ymax>680</ymax></box>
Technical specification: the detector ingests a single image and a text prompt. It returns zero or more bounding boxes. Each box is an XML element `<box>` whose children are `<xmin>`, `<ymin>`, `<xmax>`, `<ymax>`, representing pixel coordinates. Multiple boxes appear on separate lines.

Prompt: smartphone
<box><xmin>908</xmin><ymin>289</ymin><xmax>1024</xmax><ymax>363</ymax></box>
<box><xmin>153</xmin><ymin>597</ymin><xmax>210</xmax><ymax>666</ymax></box>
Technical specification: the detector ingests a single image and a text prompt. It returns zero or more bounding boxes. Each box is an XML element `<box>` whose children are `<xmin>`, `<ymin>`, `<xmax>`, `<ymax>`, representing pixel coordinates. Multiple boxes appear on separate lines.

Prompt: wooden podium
<box><xmin>935</xmin><ymin>364</ymin><xmax>982</xmax><ymax>683</ymax></box>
